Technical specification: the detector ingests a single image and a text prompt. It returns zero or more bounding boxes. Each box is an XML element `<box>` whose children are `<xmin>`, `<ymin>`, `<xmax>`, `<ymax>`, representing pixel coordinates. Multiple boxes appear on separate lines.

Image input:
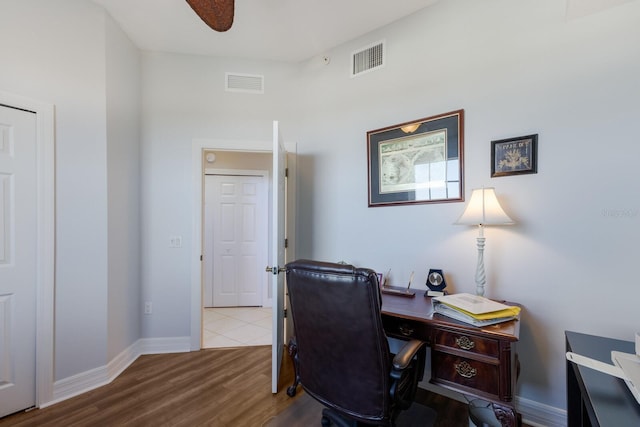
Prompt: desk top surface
<box><xmin>566</xmin><ymin>331</ymin><xmax>640</xmax><ymax>425</ymax></box>
<box><xmin>380</xmin><ymin>293</ymin><xmax>520</xmax><ymax>341</ymax></box>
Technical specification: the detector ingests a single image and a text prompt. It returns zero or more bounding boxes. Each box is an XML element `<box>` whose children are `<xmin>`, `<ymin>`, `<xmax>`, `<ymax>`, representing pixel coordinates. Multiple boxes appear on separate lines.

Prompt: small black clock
<box><xmin>425</xmin><ymin>269</ymin><xmax>446</xmax><ymax>297</ymax></box>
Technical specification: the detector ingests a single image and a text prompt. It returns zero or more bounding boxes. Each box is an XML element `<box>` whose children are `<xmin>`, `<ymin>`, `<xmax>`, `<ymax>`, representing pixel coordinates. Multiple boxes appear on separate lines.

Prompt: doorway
<box><xmin>190</xmin><ymin>136</ymin><xmax>296</xmax><ymax>373</ymax></box>
<box><xmin>200</xmin><ymin>151</ymin><xmax>272</xmax><ymax>349</ymax></box>
<box><xmin>202</xmin><ymin>168</ymin><xmax>271</xmax><ymax>349</ymax></box>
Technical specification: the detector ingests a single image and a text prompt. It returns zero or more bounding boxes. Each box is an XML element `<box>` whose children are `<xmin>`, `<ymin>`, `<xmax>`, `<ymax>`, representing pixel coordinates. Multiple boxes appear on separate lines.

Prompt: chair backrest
<box><xmin>286</xmin><ymin>259</ymin><xmax>392</xmax><ymax>422</ymax></box>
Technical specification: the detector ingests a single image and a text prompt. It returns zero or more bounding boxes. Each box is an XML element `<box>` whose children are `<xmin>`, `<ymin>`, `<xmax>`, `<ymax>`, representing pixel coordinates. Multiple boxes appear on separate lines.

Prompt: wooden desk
<box><xmin>381</xmin><ymin>293</ymin><xmax>520</xmax><ymax>427</ymax></box>
<box><xmin>566</xmin><ymin>331</ymin><xmax>640</xmax><ymax>426</ymax></box>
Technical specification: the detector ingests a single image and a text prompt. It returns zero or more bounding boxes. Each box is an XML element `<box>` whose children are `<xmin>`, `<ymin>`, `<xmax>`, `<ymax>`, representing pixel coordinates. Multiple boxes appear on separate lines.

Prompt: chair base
<box><xmin>321</xmin><ymin>408</ymin><xmax>365</xmax><ymax>427</ymax></box>
<box><xmin>321</xmin><ymin>403</ymin><xmax>438</xmax><ymax>427</ymax></box>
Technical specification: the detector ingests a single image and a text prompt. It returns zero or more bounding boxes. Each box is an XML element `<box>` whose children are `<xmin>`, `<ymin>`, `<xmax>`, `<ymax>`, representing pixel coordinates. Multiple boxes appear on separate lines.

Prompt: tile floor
<box><xmin>203</xmin><ymin>306</ymin><xmax>272</xmax><ymax>348</ymax></box>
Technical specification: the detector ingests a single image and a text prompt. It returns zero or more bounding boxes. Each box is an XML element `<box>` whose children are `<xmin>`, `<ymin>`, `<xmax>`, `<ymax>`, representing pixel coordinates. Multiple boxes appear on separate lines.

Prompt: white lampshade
<box><xmin>455</xmin><ymin>187</ymin><xmax>513</xmax><ymax>226</ymax></box>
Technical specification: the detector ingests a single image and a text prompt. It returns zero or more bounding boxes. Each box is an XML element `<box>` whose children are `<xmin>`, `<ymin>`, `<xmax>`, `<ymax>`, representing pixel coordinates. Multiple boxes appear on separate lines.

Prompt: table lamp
<box><xmin>455</xmin><ymin>187</ymin><xmax>514</xmax><ymax>296</ymax></box>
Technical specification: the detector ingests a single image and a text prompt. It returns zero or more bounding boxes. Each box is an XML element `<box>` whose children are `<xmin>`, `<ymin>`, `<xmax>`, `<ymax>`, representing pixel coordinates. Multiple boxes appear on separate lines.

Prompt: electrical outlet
<box><xmin>144</xmin><ymin>301</ymin><xmax>152</xmax><ymax>315</ymax></box>
<box><xmin>169</xmin><ymin>236</ymin><xmax>182</xmax><ymax>248</ymax></box>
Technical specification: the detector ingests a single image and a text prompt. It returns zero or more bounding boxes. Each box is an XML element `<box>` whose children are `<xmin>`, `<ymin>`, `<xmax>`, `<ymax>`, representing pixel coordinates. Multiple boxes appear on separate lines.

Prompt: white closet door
<box><xmin>0</xmin><ymin>105</ymin><xmax>37</xmax><ymax>417</ymax></box>
<box><xmin>204</xmin><ymin>174</ymin><xmax>266</xmax><ymax>307</ymax></box>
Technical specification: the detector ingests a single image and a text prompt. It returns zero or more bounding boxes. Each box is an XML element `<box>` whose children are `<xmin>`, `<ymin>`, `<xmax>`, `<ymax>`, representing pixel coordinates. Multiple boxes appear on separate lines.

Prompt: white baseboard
<box><xmin>418</xmin><ymin>382</ymin><xmax>567</xmax><ymax>427</ymax></box>
<box><xmin>516</xmin><ymin>396</ymin><xmax>567</xmax><ymax>427</ymax></box>
<box><xmin>45</xmin><ymin>364</ymin><xmax>111</xmax><ymax>408</ymax></box>
<box><xmin>41</xmin><ymin>336</ymin><xmax>190</xmax><ymax>408</ymax></box>
<box><xmin>137</xmin><ymin>336</ymin><xmax>191</xmax><ymax>355</ymax></box>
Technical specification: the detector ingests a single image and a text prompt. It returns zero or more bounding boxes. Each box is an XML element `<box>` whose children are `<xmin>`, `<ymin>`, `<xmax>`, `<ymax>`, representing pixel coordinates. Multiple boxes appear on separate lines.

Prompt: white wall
<box><xmin>140</xmin><ymin>0</ymin><xmax>640</xmax><ymax>414</ymax></box>
<box><xmin>105</xmin><ymin>12</ymin><xmax>141</xmax><ymax>360</ymax></box>
<box><xmin>0</xmin><ymin>0</ymin><xmax>141</xmax><ymax>381</ymax></box>
<box><xmin>0</xmin><ymin>0</ymin><xmax>108</xmax><ymax>380</ymax></box>
<box><xmin>287</xmin><ymin>0</ymin><xmax>640</xmax><ymax>410</ymax></box>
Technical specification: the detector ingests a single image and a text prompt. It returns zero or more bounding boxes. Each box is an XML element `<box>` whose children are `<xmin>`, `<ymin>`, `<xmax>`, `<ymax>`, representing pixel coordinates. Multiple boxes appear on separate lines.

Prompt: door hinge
<box><xmin>284</xmin><ymin>238</ymin><xmax>288</xmax><ymax>248</ymax></box>
<box><xmin>284</xmin><ymin>308</ymin><xmax>287</xmax><ymax>318</ymax></box>
<box><xmin>200</xmin><ymin>255</ymin><xmax>203</xmax><ymax>261</ymax></box>
<box><xmin>285</xmin><ymin>167</ymin><xmax>288</xmax><ymax>178</ymax></box>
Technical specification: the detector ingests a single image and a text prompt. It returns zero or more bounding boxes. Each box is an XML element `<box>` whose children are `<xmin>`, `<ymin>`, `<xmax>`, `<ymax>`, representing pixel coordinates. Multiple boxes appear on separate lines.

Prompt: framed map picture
<box><xmin>367</xmin><ymin>110</ymin><xmax>464</xmax><ymax>207</ymax></box>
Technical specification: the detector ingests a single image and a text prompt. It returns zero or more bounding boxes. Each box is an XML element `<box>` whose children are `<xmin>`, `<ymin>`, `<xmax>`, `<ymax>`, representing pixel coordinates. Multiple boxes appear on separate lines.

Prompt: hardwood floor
<box><xmin>0</xmin><ymin>346</ymin><xmax>528</xmax><ymax>426</ymax></box>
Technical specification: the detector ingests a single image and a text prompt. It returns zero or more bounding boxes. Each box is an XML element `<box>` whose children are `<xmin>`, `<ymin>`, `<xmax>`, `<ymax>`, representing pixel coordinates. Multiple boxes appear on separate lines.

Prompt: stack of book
<box><xmin>432</xmin><ymin>293</ymin><xmax>520</xmax><ymax>327</ymax></box>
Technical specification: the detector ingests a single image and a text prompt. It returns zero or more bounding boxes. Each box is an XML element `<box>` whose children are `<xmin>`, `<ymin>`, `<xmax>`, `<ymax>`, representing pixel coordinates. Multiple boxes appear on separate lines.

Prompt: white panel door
<box><xmin>271</xmin><ymin>121</ymin><xmax>286</xmax><ymax>393</ymax></box>
<box><xmin>204</xmin><ymin>174</ymin><xmax>267</xmax><ymax>307</ymax></box>
<box><xmin>0</xmin><ymin>105</ymin><xmax>37</xmax><ymax>417</ymax></box>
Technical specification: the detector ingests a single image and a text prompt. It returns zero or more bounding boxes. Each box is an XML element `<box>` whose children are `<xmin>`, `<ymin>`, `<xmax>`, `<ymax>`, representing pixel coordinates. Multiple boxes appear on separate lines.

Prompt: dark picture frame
<box><xmin>367</xmin><ymin>109</ymin><xmax>464</xmax><ymax>207</ymax></box>
<box><xmin>491</xmin><ymin>134</ymin><xmax>538</xmax><ymax>177</ymax></box>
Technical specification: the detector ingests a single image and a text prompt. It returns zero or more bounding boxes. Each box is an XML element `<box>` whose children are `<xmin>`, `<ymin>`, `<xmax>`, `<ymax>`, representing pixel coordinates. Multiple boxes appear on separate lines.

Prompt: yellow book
<box><xmin>440</xmin><ymin>302</ymin><xmax>520</xmax><ymax>320</ymax></box>
<box><xmin>432</xmin><ymin>293</ymin><xmax>520</xmax><ymax>325</ymax></box>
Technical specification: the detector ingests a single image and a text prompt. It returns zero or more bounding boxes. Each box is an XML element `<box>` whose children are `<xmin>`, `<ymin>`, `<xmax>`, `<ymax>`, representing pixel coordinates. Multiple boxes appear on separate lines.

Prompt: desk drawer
<box><xmin>434</xmin><ymin>329</ymin><xmax>499</xmax><ymax>359</ymax></box>
<box><xmin>381</xmin><ymin>315</ymin><xmax>430</xmax><ymax>342</ymax></box>
<box><xmin>432</xmin><ymin>351</ymin><xmax>499</xmax><ymax>397</ymax></box>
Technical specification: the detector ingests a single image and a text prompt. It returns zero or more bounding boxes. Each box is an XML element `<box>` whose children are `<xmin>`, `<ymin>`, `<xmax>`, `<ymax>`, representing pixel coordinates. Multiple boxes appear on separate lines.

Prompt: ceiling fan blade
<box><xmin>186</xmin><ymin>0</ymin><xmax>235</xmax><ymax>32</ymax></box>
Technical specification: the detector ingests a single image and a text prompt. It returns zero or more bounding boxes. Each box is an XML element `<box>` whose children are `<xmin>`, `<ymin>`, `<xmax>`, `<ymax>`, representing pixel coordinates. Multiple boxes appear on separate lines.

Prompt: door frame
<box><xmin>203</xmin><ymin>169</ymin><xmax>270</xmax><ymax>308</ymax></box>
<box><xmin>190</xmin><ymin>138</ymin><xmax>295</xmax><ymax>350</ymax></box>
<box><xmin>0</xmin><ymin>91</ymin><xmax>55</xmax><ymax>407</ymax></box>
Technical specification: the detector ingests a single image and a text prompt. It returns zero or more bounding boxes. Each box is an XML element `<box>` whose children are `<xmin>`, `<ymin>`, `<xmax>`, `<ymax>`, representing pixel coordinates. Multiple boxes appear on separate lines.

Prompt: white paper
<box><xmin>432</xmin><ymin>293</ymin><xmax>513</xmax><ymax>315</ymax></box>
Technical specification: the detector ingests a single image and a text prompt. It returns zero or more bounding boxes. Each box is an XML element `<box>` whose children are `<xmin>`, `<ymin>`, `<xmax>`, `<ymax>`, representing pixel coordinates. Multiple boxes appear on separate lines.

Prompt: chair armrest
<box><xmin>392</xmin><ymin>339</ymin><xmax>426</xmax><ymax>371</ymax></box>
<box><xmin>389</xmin><ymin>339</ymin><xmax>427</xmax><ymax>405</ymax></box>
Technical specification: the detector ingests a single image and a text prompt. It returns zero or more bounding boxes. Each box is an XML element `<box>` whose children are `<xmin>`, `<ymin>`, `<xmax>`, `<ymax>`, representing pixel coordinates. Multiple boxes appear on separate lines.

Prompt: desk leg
<box><xmin>492</xmin><ymin>403</ymin><xmax>520</xmax><ymax>427</ymax></box>
<box><xmin>566</xmin><ymin>338</ymin><xmax>583</xmax><ymax>427</ymax></box>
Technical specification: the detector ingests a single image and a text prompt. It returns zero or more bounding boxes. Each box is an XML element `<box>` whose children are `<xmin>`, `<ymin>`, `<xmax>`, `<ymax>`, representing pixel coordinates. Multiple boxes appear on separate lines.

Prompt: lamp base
<box><xmin>475</xmin><ymin>236</ymin><xmax>486</xmax><ymax>296</ymax></box>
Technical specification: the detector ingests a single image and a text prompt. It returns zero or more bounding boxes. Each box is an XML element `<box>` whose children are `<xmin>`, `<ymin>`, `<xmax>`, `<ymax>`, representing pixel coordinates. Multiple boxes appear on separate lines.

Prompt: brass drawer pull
<box><xmin>455</xmin><ymin>335</ymin><xmax>475</xmax><ymax>350</ymax></box>
<box><xmin>398</xmin><ymin>324</ymin><xmax>414</xmax><ymax>337</ymax></box>
<box><xmin>454</xmin><ymin>361</ymin><xmax>477</xmax><ymax>378</ymax></box>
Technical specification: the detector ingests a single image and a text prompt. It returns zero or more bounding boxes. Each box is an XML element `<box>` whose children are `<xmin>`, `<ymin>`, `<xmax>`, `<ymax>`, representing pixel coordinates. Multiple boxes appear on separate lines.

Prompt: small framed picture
<box><xmin>491</xmin><ymin>134</ymin><xmax>538</xmax><ymax>177</ymax></box>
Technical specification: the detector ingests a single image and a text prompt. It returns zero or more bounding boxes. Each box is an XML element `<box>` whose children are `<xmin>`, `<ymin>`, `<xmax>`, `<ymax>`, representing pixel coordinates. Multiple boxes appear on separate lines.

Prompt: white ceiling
<box><xmin>91</xmin><ymin>0</ymin><xmax>440</xmax><ymax>62</ymax></box>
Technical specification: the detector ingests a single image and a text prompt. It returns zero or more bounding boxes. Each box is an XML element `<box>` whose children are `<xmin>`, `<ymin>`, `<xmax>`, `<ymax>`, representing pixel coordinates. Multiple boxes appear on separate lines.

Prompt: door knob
<box><xmin>265</xmin><ymin>266</ymin><xmax>286</xmax><ymax>275</ymax></box>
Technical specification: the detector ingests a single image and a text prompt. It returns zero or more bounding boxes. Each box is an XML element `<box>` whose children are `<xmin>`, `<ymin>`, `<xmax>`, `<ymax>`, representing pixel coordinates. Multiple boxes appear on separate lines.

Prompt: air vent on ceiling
<box><xmin>225</xmin><ymin>73</ymin><xmax>264</xmax><ymax>94</ymax></box>
<box><xmin>351</xmin><ymin>40</ymin><xmax>385</xmax><ymax>77</ymax></box>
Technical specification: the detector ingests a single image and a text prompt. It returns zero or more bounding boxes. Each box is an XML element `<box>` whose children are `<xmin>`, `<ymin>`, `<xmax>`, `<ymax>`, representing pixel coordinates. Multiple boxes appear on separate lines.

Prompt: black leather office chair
<box><xmin>285</xmin><ymin>259</ymin><xmax>427</xmax><ymax>427</ymax></box>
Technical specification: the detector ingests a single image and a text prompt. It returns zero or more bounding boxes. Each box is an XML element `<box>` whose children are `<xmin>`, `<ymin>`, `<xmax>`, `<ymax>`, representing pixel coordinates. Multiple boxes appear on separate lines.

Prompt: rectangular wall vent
<box><xmin>351</xmin><ymin>40</ymin><xmax>385</xmax><ymax>77</ymax></box>
<box><xmin>225</xmin><ymin>73</ymin><xmax>264</xmax><ymax>94</ymax></box>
